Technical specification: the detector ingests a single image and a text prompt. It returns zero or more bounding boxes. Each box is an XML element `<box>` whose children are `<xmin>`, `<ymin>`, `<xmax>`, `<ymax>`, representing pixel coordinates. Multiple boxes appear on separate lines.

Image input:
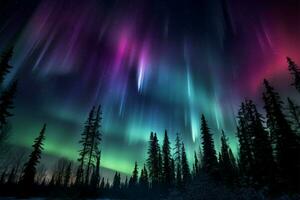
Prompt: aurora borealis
<box><xmin>1</xmin><ymin>0</ymin><xmax>300</xmax><ymax>178</ymax></box>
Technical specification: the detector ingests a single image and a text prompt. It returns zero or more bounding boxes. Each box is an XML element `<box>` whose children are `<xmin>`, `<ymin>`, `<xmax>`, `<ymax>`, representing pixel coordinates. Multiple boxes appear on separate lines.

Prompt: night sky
<box><xmin>1</xmin><ymin>0</ymin><xmax>300</xmax><ymax>177</ymax></box>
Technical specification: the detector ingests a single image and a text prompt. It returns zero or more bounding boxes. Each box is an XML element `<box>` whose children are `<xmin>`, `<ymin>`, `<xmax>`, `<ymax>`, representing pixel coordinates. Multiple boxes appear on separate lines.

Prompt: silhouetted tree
<box><xmin>287</xmin><ymin>97</ymin><xmax>300</xmax><ymax>135</ymax></box>
<box><xmin>90</xmin><ymin>151</ymin><xmax>101</xmax><ymax>188</ymax></box>
<box><xmin>263</xmin><ymin>79</ymin><xmax>300</xmax><ymax>192</ymax></box>
<box><xmin>219</xmin><ymin>130</ymin><xmax>236</xmax><ymax>185</ymax></box>
<box><xmin>99</xmin><ymin>177</ymin><xmax>105</xmax><ymax>190</ymax></box>
<box><xmin>19</xmin><ymin>124</ymin><xmax>46</xmax><ymax>196</ymax></box>
<box><xmin>287</xmin><ymin>57</ymin><xmax>300</xmax><ymax>93</ymax></box>
<box><xmin>76</xmin><ymin>105</ymin><xmax>102</xmax><ymax>186</ymax></box>
<box><xmin>76</xmin><ymin>107</ymin><xmax>95</xmax><ymax>185</ymax></box>
<box><xmin>200</xmin><ymin>114</ymin><xmax>218</xmax><ymax>176</ymax></box>
<box><xmin>162</xmin><ymin>130</ymin><xmax>172</xmax><ymax>187</ymax></box>
<box><xmin>129</xmin><ymin>161</ymin><xmax>138</xmax><ymax>188</ymax></box>
<box><xmin>139</xmin><ymin>164</ymin><xmax>149</xmax><ymax>191</ymax></box>
<box><xmin>85</xmin><ymin>106</ymin><xmax>102</xmax><ymax>185</ymax></box>
<box><xmin>181</xmin><ymin>142</ymin><xmax>191</xmax><ymax>185</ymax></box>
<box><xmin>112</xmin><ymin>172</ymin><xmax>121</xmax><ymax>190</ymax></box>
<box><xmin>147</xmin><ymin>132</ymin><xmax>160</xmax><ymax>187</ymax></box>
<box><xmin>0</xmin><ymin>47</ymin><xmax>13</xmax><ymax>86</ymax></box>
<box><xmin>193</xmin><ymin>151</ymin><xmax>199</xmax><ymax>176</ymax></box>
<box><xmin>173</xmin><ymin>133</ymin><xmax>182</xmax><ymax>188</ymax></box>
<box><xmin>170</xmin><ymin>158</ymin><xmax>175</xmax><ymax>186</ymax></box>
<box><xmin>64</xmin><ymin>162</ymin><xmax>72</xmax><ymax>187</ymax></box>
<box><xmin>236</xmin><ymin>103</ymin><xmax>254</xmax><ymax>185</ymax></box>
<box><xmin>0</xmin><ymin>80</ymin><xmax>17</xmax><ymax>144</ymax></box>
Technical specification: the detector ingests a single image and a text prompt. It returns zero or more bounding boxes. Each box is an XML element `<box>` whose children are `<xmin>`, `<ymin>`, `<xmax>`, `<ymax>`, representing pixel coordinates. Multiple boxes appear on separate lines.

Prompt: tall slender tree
<box><xmin>181</xmin><ymin>142</ymin><xmax>191</xmax><ymax>185</ymax></box>
<box><xmin>64</xmin><ymin>162</ymin><xmax>72</xmax><ymax>187</ymax></box>
<box><xmin>19</xmin><ymin>124</ymin><xmax>46</xmax><ymax>196</ymax></box>
<box><xmin>200</xmin><ymin>114</ymin><xmax>218</xmax><ymax>176</ymax></box>
<box><xmin>236</xmin><ymin>102</ymin><xmax>254</xmax><ymax>185</ymax></box>
<box><xmin>263</xmin><ymin>79</ymin><xmax>300</xmax><ymax>192</ymax></box>
<box><xmin>129</xmin><ymin>161</ymin><xmax>138</xmax><ymax>188</ymax></box>
<box><xmin>139</xmin><ymin>164</ymin><xmax>149</xmax><ymax>190</ymax></box>
<box><xmin>162</xmin><ymin>130</ymin><xmax>172</xmax><ymax>187</ymax></box>
<box><xmin>112</xmin><ymin>172</ymin><xmax>121</xmax><ymax>190</ymax></box>
<box><xmin>173</xmin><ymin>133</ymin><xmax>182</xmax><ymax>187</ymax></box>
<box><xmin>287</xmin><ymin>97</ymin><xmax>300</xmax><ymax>135</ymax></box>
<box><xmin>287</xmin><ymin>57</ymin><xmax>300</xmax><ymax>93</ymax></box>
<box><xmin>0</xmin><ymin>47</ymin><xmax>13</xmax><ymax>86</ymax></box>
<box><xmin>193</xmin><ymin>151</ymin><xmax>199</xmax><ymax>176</ymax></box>
<box><xmin>0</xmin><ymin>80</ymin><xmax>17</xmax><ymax>143</ymax></box>
<box><xmin>76</xmin><ymin>107</ymin><xmax>95</xmax><ymax>185</ymax></box>
<box><xmin>85</xmin><ymin>105</ymin><xmax>102</xmax><ymax>184</ymax></box>
<box><xmin>219</xmin><ymin>130</ymin><xmax>236</xmax><ymax>185</ymax></box>
<box><xmin>147</xmin><ymin>132</ymin><xmax>160</xmax><ymax>187</ymax></box>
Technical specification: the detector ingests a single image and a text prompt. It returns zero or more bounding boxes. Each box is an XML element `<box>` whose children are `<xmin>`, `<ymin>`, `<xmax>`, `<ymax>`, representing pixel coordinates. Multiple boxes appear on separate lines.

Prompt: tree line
<box><xmin>0</xmin><ymin>47</ymin><xmax>299</xmax><ymax>199</ymax></box>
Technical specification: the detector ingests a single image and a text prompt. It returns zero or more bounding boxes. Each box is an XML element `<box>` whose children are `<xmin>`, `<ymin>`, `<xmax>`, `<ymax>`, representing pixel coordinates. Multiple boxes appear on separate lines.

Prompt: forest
<box><xmin>0</xmin><ymin>47</ymin><xmax>299</xmax><ymax>199</ymax></box>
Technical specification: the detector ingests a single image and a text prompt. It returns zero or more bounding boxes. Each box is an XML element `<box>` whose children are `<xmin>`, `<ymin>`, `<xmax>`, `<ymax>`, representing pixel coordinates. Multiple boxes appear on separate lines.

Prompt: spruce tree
<box><xmin>236</xmin><ymin>102</ymin><xmax>254</xmax><ymax>185</ymax></box>
<box><xmin>193</xmin><ymin>151</ymin><xmax>199</xmax><ymax>176</ymax></box>
<box><xmin>219</xmin><ymin>130</ymin><xmax>236</xmax><ymax>185</ymax></box>
<box><xmin>139</xmin><ymin>164</ymin><xmax>149</xmax><ymax>190</ymax></box>
<box><xmin>113</xmin><ymin>172</ymin><xmax>121</xmax><ymax>190</ymax></box>
<box><xmin>85</xmin><ymin>105</ymin><xmax>102</xmax><ymax>184</ymax></box>
<box><xmin>263</xmin><ymin>79</ymin><xmax>300</xmax><ymax>192</ymax></box>
<box><xmin>287</xmin><ymin>98</ymin><xmax>300</xmax><ymax>135</ymax></box>
<box><xmin>19</xmin><ymin>124</ymin><xmax>46</xmax><ymax>196</ymax></box>
<box><xmin>64</xmin><ymin>162</ymin><xmax>72</xmax><ymax>187</ymax></box>
<box><xmin>129</xmin><ymin>161</ymin><xmax>138</xmax><ymax>188</ymax></box>
<box><xmin>77</xmin><ymin>105</ymin><xmax>102</xmax><ymax>185</ymax></box>
<box><xmin>162</xmin><ymin>130</ymin><xmax>172</xmax><ymax>187</ymax></box>
<box><xmin>247</xmin><ymin>100</ymin><xmax>275</xmax><ymax>188</ymax></box>
<box><xmin>173</xmin><ymin>133</ymin><xmax>182</xmax><ymax>187</ymax></box>
<box><xmin>0</xmin><ymin>47</ymin><xmax>13</xmax><ymax>86</ymax></box>
<box><xmin>200</xmin><ymin>114</ymin><xmax>218</xmax><ymax>176</ymax></box>
<box><xmin>181</xmin><ymin>142</ymin><xmax>191</xmax><ymax>185</ymax></box>
<box><xmin>76</xmin><ymin>107</ymin><xmax>95</xmax><ymax>185</ymax></box>
<box><xmin>147</xmin><ymin>132</ymin><xmax>160</xmax><ymax>186</ymax></box>
<box><xmin>90</xmin><ymin>151</ymin><xmax>101</xmax><ymax>188</ymax></box>
<box><xmin>0</xmin><ymin>80</ymin><xmax>17</xmax><ymax>142</ymax></box>
<box><xmin>99</xmin><ymin>177</ymin><xmax>105</xmax><ymax>190</ymax></box>
<box><xmin>287</xmin><ymin>57</ymin><xmax>300</xmax><ymax>93</ymax></box>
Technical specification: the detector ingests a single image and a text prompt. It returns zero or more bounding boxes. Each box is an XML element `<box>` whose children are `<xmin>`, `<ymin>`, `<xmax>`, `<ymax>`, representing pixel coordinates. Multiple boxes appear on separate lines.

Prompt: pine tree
<box><xmin>90</xmin><ymin>151</ymin><xmax>101</xmax><ymax>188</ymax></box>
<box><xmin>85</xmin><ymin>105</ymin><xmax>102</xmax><ymax>184</ymax></box>
<box><xmin>99</xmin><ymin>177</ymin><xmax>105</xmax><ymax>190</ymax></box>
<box><xmin>219</xmin><ymin>130</ymin><xmax>236</xmax><ymax>185</ymax></box>
<box><xmin>287</xmin><ymin>57</ymin><xmax>300</xmax><ymax>93</ymax></box>
<box><xmin>147</xmin><ymin>132</ymin><xmax>160</xmax><ymax>187</ymax></box>
<box><xmin>113</xmin><ymin>172</ymin><xmax>121</xmax><ymax>190</ymax></box>
<box><xmin>19</xmin><ymin>124</ymin><xmax>46</xmax><ymax>196</ymax></box>
<box><xmin>181</xmin><ymin>142</ymin><xmax>191</xmax><ymax>185</ymax></box>
<box><xmin>129</xmin><ymin>161</ymin><xmax>138</xmax><ymax>188</ymax></box>
<box><xmin>170</xmin><ymin>158</ymin><xmax>175</xmax><ymax>186</ymax></box>
<box><xmin>139</xmin><ymin>164</ymin><xmax>149</xmax><ymax>190</ymax></box>
<box><xmin>236</xmin><ymin>102</ymin><xmax>255</xmax><ymax>185</ymax></box>
<box><xmin>193</xmin><ymin>151</ymin><xmax>199</xmax><ymax>176</ymax></box>
<box><xmin>247</xmin><ymin>101</ymin><xmax>275</xmax><ymax>188</ymax></box>
<box><xmin>173</xmin><ymin>133</ymin><xmax>182</xmax><ymax>187</ymax></box>
<box><xmin>263</xmin><ymin>79</ymin><xmax>300</xmax><ymax>192</ymax></box>
<box><xmin>0</xmin><ymin>47</ymin><xmax>13</xmax><ymax>86</ymax></box>
<box><xmin>105</xmin><ymin>178</ymin><xmax>110</xmax><ymax>190</ymax></box>
<box><xmin>200</xmin><ymin>114</ymin><xmax>218</xmax><ymax>176</ymax></box>
<box><xmin>287</xmin><ymin>98</ymin><xmax>300</xmax><ymax>135</ymax></box>
<box><xmin>76</xmin><ymin>107</ymin><xmax>95</xmax><ymax>185</ymax></box>
<box><xmin>162</xmin><ymin>130</ymin><xmax>172</xmax><ymax>187</ymax></box>
<box><xmin>76</xmin><ymin>105</ymin><xmax>102</xmax><ymax>185</ymax></box>
<box><xmin>64</xmin><ymin>162</ymin><xmax>72</xmax><ymax>187</ymax></box>
<box><xmin>0</xmin><ymin>80</ymin><xmax>17</xmax><ymax>142</ymax></box>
